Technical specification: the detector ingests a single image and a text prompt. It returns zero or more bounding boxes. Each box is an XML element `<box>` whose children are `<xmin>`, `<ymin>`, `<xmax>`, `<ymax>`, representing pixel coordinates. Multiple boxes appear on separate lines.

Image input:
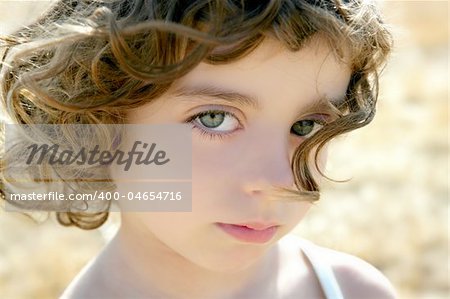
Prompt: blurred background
<box><xmin>0</xmin><ymin>0</ymin><xmax>448</xmax><ymax>298</ymax></box>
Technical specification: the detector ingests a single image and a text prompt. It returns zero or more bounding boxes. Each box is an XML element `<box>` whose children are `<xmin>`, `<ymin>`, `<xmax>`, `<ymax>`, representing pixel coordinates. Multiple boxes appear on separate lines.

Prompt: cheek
<box><xmin>191</xmin><ymin>151</ymin><xmax>235</xmax><ymax>216</ymax></box>
<box><xmin>131</xmin><ymin>212</ymin><xmax>200</xmax><ymax>246</ymax></box>
<box><xmin>286</xmin><ymin>201</ymin><xmax>313</xmax><ymax>224</ymax></box>
<box><xmin>191</xmin><ymin>139</ymin><xmax>240</xmax><ymax>189</ymax></box>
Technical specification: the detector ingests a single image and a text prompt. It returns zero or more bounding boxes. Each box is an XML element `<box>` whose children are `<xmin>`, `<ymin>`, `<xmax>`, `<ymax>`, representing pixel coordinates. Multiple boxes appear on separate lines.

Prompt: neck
<box><xmin>97</xmin><ymin>217</ymin><xmax>279</xmax><ymax>298</ymax></box>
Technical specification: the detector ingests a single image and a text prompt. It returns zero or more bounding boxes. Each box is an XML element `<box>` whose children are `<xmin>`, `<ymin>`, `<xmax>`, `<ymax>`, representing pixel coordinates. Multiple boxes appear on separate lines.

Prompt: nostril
<box><xmin>250</xmin><ymin>190</ymin><xmax>263</xmax><ymax>195</ymax></box>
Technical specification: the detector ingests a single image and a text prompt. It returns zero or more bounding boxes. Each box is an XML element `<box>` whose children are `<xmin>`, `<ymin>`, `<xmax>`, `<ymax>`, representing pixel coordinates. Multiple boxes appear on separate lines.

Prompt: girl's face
<box><xmin>122</xmin><ymin>37</ymin><xmax>351</xmax><ymax>272</ymax></box>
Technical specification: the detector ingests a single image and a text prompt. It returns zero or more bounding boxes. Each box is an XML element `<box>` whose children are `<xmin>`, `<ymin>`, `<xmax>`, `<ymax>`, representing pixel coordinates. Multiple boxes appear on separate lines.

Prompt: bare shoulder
<box><xmin>59</xmin><ymin>256</ymin><xmax>112</xmax><ymax>299</ymax></box>
<box><xmin>312</xmin><ymin>243</ymin><xmax>398</xmax><ymax>299</ymax></box>
<box><xmin>59</xmin><ymin>261</ymin><xmax>98</xmax><ymax>299</ymax></box>
<box><xmin>59</xmin><ymin>245</ymin><xmax>149</xmax><ymax>299</ymax></box>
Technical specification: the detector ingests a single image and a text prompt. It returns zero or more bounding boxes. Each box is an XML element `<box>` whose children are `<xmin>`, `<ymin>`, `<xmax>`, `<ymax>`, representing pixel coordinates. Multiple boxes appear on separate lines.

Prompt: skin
<box><xmin>61</xmin><ymin>36</ymin><xmax>397</xmax><ymax>299</ymax></box>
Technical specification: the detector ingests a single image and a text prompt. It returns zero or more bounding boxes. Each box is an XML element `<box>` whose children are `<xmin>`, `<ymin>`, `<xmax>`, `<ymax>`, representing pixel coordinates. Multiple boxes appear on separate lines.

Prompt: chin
<box><xmin>190</xmin><ymin>243</ymin><xmax>270</xmax><ymax>274</ymax></box>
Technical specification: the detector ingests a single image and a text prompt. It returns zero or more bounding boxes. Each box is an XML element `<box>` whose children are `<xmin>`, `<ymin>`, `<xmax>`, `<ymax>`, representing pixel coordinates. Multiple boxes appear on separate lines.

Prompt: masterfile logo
<box><xmin>2</xmin><ymin>124</ymin><xmax>193</xmax><ymax>212</ymax></box>
<box><xmin>25</xmin><ymin>140</ymin><xmax>170</xmax><ymax>171</ymax></box>
<box><xmin>4</xmin><ymin>124</ymin><xmax>191</xmax><ymax>181</ymax></box>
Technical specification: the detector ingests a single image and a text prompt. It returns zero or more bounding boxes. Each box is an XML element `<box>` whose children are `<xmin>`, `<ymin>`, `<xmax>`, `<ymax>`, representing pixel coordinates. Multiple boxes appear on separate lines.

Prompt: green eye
<box><xmin>291</xmin><ymin>120</ymin><xmax>319</xmax><ymax>137</ymax></box>
<box><xmin>198</xmin><ymin>112</ymin><xmax>225</xmax><ymax>128</ymax></box>
<box><xmin>186</xmin><ymin>109</ymin><xmax>240</xmax><ymax>141</ymax></box>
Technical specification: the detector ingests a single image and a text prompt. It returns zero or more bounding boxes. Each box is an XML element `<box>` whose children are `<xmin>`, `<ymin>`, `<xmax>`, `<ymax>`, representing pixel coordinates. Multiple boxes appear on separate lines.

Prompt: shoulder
<box><xmin>304</xmin><ymin>239</ymin><xmax>398</xmax><ymax>299</ymax></box>
<box><xmin>59</xmin><ymin>244</ymin><xmax>147</xmax><ymax>299</ymax></box>
<box><xmin>59</xmin><ymin>265</ymin><xmax>94</xmax><ymax>299</ymax></box>
<box><xmin>59</xmin><ymin>257</ymin><xmax>107</xmax><ymax>299</ymax></box>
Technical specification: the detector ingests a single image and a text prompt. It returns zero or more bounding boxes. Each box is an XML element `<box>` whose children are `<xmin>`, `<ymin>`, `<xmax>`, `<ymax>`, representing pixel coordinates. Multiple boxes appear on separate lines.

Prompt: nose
<box><xmin>240</xmin><ymin>129</ymin><xmax>295</xmax><ymax>198</ymax></box>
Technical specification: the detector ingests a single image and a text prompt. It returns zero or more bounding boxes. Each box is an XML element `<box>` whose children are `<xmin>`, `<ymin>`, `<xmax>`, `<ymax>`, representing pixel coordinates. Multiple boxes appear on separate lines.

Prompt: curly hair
<box><xmin>0</xmin><ymin>0</ymin><xmax>393</xmax><ymax>229</ymax></box>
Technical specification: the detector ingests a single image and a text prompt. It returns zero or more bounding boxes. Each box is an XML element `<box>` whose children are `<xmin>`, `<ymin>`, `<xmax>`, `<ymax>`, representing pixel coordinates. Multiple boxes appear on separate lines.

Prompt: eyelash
<box><xmin>185</xmin><ymin>110</ymin><xmax>238</xmax><ymax>141</ymax></box>
<box><xmin>185</xmin><ymin>109</ymin><xmax>329</xmax><ymax>140</ymax></box>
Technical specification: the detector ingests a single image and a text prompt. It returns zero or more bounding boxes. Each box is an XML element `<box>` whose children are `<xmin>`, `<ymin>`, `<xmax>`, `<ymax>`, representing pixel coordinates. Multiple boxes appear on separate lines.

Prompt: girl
<box><xmin>0</xmin><ymin>0</ymin><xmax>396</xmax><ymax>298</ymax></box>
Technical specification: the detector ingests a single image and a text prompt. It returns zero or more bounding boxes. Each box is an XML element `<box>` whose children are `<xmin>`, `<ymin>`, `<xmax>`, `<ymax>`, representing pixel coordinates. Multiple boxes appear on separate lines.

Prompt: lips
<box><xmin>216</xmin><ymin>222</ymin><xmax>279</xmax><ymax>244</ymax></box>
<box><xmin>236</xmin><ymin>222</ymin><xmax>279</xmax><ymax>230</ymax></box>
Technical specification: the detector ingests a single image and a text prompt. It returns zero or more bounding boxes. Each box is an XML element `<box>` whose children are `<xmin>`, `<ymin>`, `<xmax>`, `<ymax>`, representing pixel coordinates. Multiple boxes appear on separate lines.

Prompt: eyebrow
<box><xmin>172</xmin><ymin>85</ymin><xmax>261</xmax><ymax>110</ymax></box>
<box><xmin>171</xmin><ymin>84</ymin><xmax>346</xmax><ymax>115</ymax></box>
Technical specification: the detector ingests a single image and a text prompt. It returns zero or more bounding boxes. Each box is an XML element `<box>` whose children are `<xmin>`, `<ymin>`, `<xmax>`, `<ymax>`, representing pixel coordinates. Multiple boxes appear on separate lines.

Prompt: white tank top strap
<box><xmin>298</xmin><ymin>238</ymin><xmax>345</xmax><ymax>299</ymax></box>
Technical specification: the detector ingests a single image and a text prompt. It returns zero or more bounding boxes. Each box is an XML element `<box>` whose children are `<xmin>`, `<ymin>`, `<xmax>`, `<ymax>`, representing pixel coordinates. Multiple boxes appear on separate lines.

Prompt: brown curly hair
<box><xmin>0</xmin><ymin>0</ymin><xmax>392</xmax><ymax>229</ymax></box>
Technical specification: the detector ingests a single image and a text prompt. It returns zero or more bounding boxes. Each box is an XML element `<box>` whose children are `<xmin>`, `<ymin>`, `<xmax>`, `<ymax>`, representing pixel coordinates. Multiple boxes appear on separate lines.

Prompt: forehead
<box><xmin>168</xmin><ymin>36</ymin><xmax>351</xmax><ymax>109</ymax></box>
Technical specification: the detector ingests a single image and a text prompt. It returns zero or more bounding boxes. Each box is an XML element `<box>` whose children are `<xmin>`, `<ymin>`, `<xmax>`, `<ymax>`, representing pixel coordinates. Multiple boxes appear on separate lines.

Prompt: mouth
<box><xmin>215</xmin><ymin>222</ymin><xmax>279</xmax><ymax>244</ymax></box>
